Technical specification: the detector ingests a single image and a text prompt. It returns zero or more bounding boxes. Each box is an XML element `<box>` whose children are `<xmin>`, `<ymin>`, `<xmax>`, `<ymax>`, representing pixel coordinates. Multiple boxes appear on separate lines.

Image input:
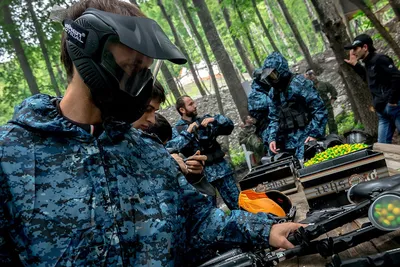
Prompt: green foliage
<box><xmin>229</xmin><ymin>147</ymin><xmax>246</xmax><ymax>167</ymax></box>
<box><xmin>336</xmin><ymin>111</ymin><xmax>364</xmax><ymax>135</ymax></box>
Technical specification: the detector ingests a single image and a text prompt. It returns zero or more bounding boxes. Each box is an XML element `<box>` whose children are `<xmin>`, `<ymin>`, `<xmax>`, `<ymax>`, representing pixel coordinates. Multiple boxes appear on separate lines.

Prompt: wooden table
<box><xmin>279</xmin><ymin>185</ymin><xmax>400</xmax><ymax>267</ymax></box>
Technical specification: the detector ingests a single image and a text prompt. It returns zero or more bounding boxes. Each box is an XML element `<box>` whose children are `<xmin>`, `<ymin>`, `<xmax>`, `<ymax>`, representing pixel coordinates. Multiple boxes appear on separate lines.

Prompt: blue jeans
<box><xmin>377</xmin><ymin>101</ymin><xmax>400</xmax><ymax>143</ymax></box>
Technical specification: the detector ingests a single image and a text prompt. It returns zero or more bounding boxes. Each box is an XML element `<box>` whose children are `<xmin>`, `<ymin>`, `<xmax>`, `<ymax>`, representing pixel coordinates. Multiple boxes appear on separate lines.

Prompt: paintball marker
<box><xmin>327</xmin><ymin>248</ymin><xmax>400</xmax><ymax>267</ymax></box>
<box><xmin>198</xmin><ymin>174</ymin><xmax>400</xmax><ymax>267</ymax></box>
<box><xmin>288</xmin><ymin>174</ymin><xmax>400</xmax><ymax>246</ymax></box>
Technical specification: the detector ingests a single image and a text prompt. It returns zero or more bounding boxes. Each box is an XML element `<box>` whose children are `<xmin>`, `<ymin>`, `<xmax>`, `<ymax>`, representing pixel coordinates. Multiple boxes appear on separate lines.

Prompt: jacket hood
<box><xmin>9</xmin><ymin>94</ymin><xmax>130</xmax><ymax>141</ymax></box>
<box><xmin>262</xmin><ymin>52</ymin><xmax>291</xmax><ymax>78</ymax></box>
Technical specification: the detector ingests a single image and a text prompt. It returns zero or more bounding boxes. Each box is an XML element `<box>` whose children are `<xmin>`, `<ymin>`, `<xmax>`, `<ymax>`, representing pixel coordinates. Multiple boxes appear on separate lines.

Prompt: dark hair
<box><xmin>305</xmin><ymin>68</ymin><xmax>313</xmax><ymax>73</ymax></box>
<box><xmin>61</xmin><ymin>0</ymin><xmax>145</xmax><ymax>82</ymax></box>
<box><xmin>175</xmin><ymin>95</ymin><xmax>190</xmax><ymax>116</ymax></box>
<box><xmin>146</xmin><ymin>113</ymin><xmax>172</xmax><ymax>143</ymax></box>
<box><xmin>366</xmin><ymin>44</ymin><xmax>376</xmax><ymax>53</ymax></box>
<box><xmin>152</xmin><ymin>80</ymin><xmax>166</xmax><ymax>104</ymax></box>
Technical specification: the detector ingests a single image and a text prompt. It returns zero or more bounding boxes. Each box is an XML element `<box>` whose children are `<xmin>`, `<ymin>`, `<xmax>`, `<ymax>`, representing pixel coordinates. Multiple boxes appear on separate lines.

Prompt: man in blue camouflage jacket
<box><xmin>166</xmin><ymin>96</ymin><xmax>240</xmax><ymax>210</ymax></box>
<box><xmin>248</xmin><ymin>69</ymin><xmax>273</xmax><ymax>151</ymax></box>
<box><xmin>0</xmin><ymin>1</ymin><xmax>303</xmax><ymax>266</ymax></box>
<box><xmin>263</xmin><ymin>52</ymin><xmax>327</xmax><ymax>160</ymax></box>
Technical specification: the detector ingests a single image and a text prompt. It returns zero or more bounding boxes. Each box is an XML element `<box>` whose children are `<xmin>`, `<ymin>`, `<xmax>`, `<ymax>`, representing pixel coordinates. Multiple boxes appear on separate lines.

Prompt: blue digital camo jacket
<box><xmin>0</xmin><ymin>95</ymin><xmax>275</xmax><ymax>266</ymax></box>
<box><xmin>166</xmin><ymin>115</ymin><xmax>234</xmax><ymax>183</ymax></box>
<box><xmin>248</xmin><ymin>79</ymin><xmax>272</xmax><ymax>140</ymax></box>
<box><xmin>264</xmin><ymin>52</ymin><xmax>327</xmax><ymax>159</ymax></box>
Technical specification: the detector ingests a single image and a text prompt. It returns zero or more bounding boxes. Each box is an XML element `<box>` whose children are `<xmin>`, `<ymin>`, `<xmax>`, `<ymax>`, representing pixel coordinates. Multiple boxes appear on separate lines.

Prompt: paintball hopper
<box><xmin>368</xmin><ymin>192</ymin><xmax>400</xmax><ymax>231</ymax></box>
<box><xmin>344</xmin><ymin>130</ymin><xmax>373</xmax><ymax>145</ymax></box>
<box><xmin>304</xmin><ymin>140</ymin><xmax>325</xmax><ymax>162</ymax></box>
<box><xmin>239</xmin><ymin>189</ymin><xmax>296</xmax><ymax>221</ymax></box>
<box><xmin>347</xmin><ymin>174</ymin><xmax>400</xmax><ymax>204</ymax></box>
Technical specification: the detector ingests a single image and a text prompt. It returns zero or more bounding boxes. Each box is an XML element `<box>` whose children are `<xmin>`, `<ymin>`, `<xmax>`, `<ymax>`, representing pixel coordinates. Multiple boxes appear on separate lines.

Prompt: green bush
<box><xmin>336</xmin><ymin>111</ymin><xmax>364</xmax><ymax>135</ymax></box>
<box><xmin>230</xmin><ymin>148</ymin><xmax>246</xmax><ymax>168</ymax></box>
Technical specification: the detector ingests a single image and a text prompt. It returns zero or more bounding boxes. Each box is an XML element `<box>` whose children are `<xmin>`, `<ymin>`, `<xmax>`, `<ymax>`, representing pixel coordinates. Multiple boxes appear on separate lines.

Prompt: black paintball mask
<box><xmin>260</xmin><ymin>68</ymin><xmax>281</xmax><ymax>86</ymax></box>
<box><xmin>253</xmin><ymin>68</ymin><xmax>271</xmax><ymax>92</ymax></box>
<box><xmin>64</xmin><ymin>8</ymin><xmax>186</xmax><ymax>123</ymax></box>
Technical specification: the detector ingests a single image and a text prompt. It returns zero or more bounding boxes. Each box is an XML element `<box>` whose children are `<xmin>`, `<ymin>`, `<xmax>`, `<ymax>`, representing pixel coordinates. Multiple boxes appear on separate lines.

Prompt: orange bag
<box><xmin>238</xmin><ymin>189</ymin><xmax>288</xmax><ymax>217</ymax></box>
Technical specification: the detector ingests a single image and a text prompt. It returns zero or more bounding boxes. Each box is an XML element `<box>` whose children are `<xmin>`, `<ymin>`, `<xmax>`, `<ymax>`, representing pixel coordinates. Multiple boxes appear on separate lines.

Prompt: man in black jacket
<box><xmin>345</xmin><ymin>34</ymin><xmax>400</xmax><ymax>143</ymax></box>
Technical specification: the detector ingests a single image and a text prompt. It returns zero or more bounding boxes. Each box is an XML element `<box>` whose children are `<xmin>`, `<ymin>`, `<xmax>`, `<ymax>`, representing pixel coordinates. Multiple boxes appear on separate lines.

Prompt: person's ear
<box><xmin>179</xmin><ymin>107</ymin><xmax>185</xmax><ymax>115</ymax></box>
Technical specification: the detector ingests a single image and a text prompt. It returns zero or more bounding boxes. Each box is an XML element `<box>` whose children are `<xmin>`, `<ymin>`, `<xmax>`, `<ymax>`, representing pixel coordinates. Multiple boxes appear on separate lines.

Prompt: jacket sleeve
<box><xmin>178</xmin><ymin>174</ymin><xmax>275</xmax><ymax>252</ymax></box>
<box><xmin>248</xmin><ymin>83</ymin><xmax>269</xmax><ymax>122</ymax></box>
<box><xmin>0</xmin><ymin>148</ymin><xmax>20</xmax><ymax>264</ymax></box>
<box><xmin>266</xmin><ymin>92</ymin><xmax>280</xmax><ymax>144</ymax></box>
<box><xmin>166</xmin><ymin>126</ymin><xmax>194</xmax><ymax>153</ymax></box>
<box><xmin>302</xmin><ymin>83</ymin><xmax>328</xmax><ymax>138</ymax></box>
<box><xmin>376</xmin><ymin>55</ymin><xmax>400</xmax><ymax>104</ymax></box>
<box><xmin>327</xmin><ymin>82</ymin><xmax>338</xmax><ymax>99</ymax></box>
<box><xmin>211</xmin><ymin>114</ymin><xmax>234</xmax><ymax>136</ymax></box>
<box><xmin>350</xmin><ymin>62</ymin><xmax>367</xmax><ymax>82</ymax></box>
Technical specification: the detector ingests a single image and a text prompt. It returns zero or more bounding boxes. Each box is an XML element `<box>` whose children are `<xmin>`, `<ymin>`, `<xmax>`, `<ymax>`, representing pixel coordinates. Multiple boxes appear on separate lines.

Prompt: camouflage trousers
<box><xmin>211</xmin><ymin>174</ymin><xmax>240</xmax><ymax>210</ymax></box>
<box><xmin>327</xmin><ymin>105</ymin><xmax>338</xmax><ymax>134</ymax></box>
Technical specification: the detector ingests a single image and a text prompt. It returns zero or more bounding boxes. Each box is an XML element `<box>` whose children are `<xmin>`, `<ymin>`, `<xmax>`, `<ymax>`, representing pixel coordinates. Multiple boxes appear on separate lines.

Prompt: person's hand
<box><xmin>304</xmin><ymin>136</ymin><xmax>317</xmax><ymax>143</ymax></box>
<box><xmin>201</xmin><ymin>117</ymin><xmax>215</xmax><ymax>127</ymax></box>
<box><xmin>186</xmin><ymin>151</ymin><xmax>207</xmax><ymax>174</ymax></box>
<box><xmin>269</xmin><ymin>141</ymin><xmax>279</xmax><ymax>154</ymax></box>
<box><xmin>269</xmin><ymin>222</ymin><xmax>307</xmax><ymax>249</ymax></box>
<box><xmin>344</xmin><ymin>50</ymin><xmax>357</xmax><ymax>66</ymax></box>
<box><xmin>187</xmin><ymin>122</ymin><xmax>198</xmax><ymax>133</ymax></box>
<box><xmin>171</xmin><ymin>153</ymin><xmax>188</xmax><ymax>175</ymax></box>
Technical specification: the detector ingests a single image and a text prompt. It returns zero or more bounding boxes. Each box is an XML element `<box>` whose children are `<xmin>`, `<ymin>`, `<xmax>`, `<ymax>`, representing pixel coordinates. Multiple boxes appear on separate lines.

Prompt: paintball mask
<box><xmin>64</xmin><ymin>8</ymin><xmax>186</xmax><ymax>123</ymax></box>
<box><xmin>259</xmin><ymin>68</ymin><xmax>281</xmax><ymax>86</ymax></box>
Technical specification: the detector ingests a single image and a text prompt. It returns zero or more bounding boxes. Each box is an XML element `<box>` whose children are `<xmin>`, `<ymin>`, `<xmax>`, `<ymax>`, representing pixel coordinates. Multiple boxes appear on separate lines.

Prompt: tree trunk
<box><xmin>2</xmin><ymin>3</ymin><xmax>40</xmax><ymax>95</ymax></box>
<box><xmin>161</xmin><ymin>63</ymin><xmax>181</xmax><ymax>101</ymax></box>
<box><xmin>178</xmin><ymin>0</ymin><xmax>225</xmax><ymax>115</ymax></box>
<box><xmin>234</xmin><ymin>1</ymin><xmax>261</xmax><ymax>66</ymax></box>
<box><xmin>337</xmin><ymin>71</ymin><xmax>361</xmax><ymax>123</ymax></box>
<box><xmin>193</xmin><ymin>0</ymin><xmax>248</xmax><ymax>119</ymax></box>
<box><xmin>219</xmin><ymin>0</ymin><xmax>254</xmax><ymax>76</ymax></box>
<box><xmin>389</xmin><ymin>0</ymin><xmax>400</xmax><ymax>20</ymax></box>
<box><xmin>264</xmin><ymin>0</ymin><xmax>298</xmax><ymax>60</ymax></box>
<box><xmin>176</xmin><ymin>78</ymin><xmax>188</xmax><ymax>95</ymax></box>
<box><xmin>350</xmin><ymin>0</ymin><xmax>400</xmax><ymax>60</ymax></box>
<box><xmin>27</xmin><ymin>0</ymin><xmax>62</xmax><ymax>96</ymax></box>
<box><xmin>251</xmin><ymin>0</ymin><xmax>279</xmax><ymax>52</ymax></box>
<box><xmin>310</xmin><ymin>0</ymin><xmax>378</xmax><ymax>137</ymax></box>
<box><xmin>52</xmin><ymin>54</ymin><xmax>67</xmax><ymax>89</ymax></box>
<box><xmin>303</xmin><ymin>0</ymin><xmax>329</xmax><ymax>50</ymax></box>
<box><xmin>129</xmin><ymin>0</ymin><xmax>139</xmax><ymax>7</ymax></box>
<box><xmin>174</xmin><ymin>0</ymin><xmax>210</xmax><ymax>95</ymax></box>
<box><xmin>276</xmin><ymin>0</ymin><xmax>322</xmax><ymax>74</ymax></box>
<box><xmin>157</xmin><ymin>0</ymin><xmax>207</xmax><ymax>96</ymax></box>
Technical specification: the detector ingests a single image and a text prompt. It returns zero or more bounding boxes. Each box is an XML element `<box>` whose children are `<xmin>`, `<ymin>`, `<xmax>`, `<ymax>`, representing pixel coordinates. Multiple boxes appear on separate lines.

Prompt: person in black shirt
<box><xmin>345</xmin><ymin>34</ymin><xmax>400</xmax><ymax>143</ymax></box>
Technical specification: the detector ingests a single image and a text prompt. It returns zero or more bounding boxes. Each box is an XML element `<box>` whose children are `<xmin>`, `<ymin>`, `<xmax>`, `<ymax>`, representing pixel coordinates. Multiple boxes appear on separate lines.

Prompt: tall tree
<box><xmin>219</xmin><ymin>0</ymin><xmax>254</xmax><ymax>76</ymax></box>
<box><xmin>302</xmin><ymin>0</ymin><xmax>329</xmax><ymax>50</ymax></box>
<box><xmin>177</xmin><ymin>0</ymin><xmax>225</xmax><ymax>115</ymax></box>
<box><xmin>251</xmin><ymin>0</ymin><xmax>279</xmax><ymax>52</ymax></box>
<box><xmin>310</xmin><ymin>0</ymin><xmax>378</xmax><ymax>136</ymax></box>
<box><xmin>129</xmin><ymin>0</ymin><xmax>139</xmax><ymax>7</ymax></box>
<box><xmin>233</xmin><ymin>0</ymin><xmax>261</xmax><ymax>66</ymax></box>
<box><xmin>389</xmin><ymin>0</ymin><xmax>400</xmax><ymax>20</ymax></box>
<box><xmin>349</xmin><ymin>0</ymin><xmax>400</xmax><ymax>60</ymax></box>
<box><xmin>264</xmin><ymin>0</ymin><xmax>297</xmax><ymax>60</ymax></box>
<box><xmin>193</xmin><ymin>0</ymin><xmax>248</xmax><ymax>119</ymax></box>
<box><xmin>2</xmin><ymin>2</ymin><xmax>40</xmax><ymax>95</ymax></box>
<box><xmin>27</xmin><ymin>0</ymin><xmax>62</xmax><ymax>96</ymax></box>
<box><xmin>161</xmin><ymin>63</ymin><xmax>181</xmax><ymax>101</ymax></box>
<box><xmin>276</xmin><ymin>0</ymin><xmax>322</xmax><ymax>74</ymax></box>
<box><xmin>157</xmin><ymin>0</ymin><xmax>207</xmax><ymax>96</ymax></box>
